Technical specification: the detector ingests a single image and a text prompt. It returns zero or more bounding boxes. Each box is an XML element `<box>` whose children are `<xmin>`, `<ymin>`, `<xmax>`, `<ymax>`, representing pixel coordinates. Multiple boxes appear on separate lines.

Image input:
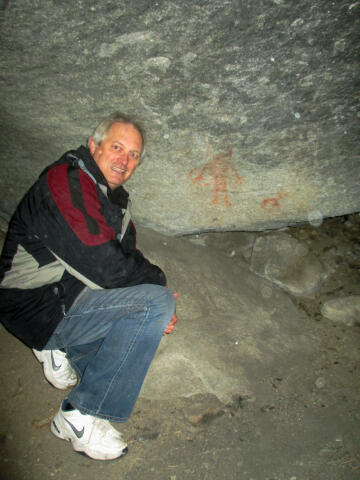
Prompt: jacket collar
<box><xmin>75</xmin><ymin>146</ymin><xmax>129</xmax><ymax>207</ymax></box>
<box><xmin>75</xmin><ymin>145</ymin><xmax>108</xmax><ymax>186</ymax></box>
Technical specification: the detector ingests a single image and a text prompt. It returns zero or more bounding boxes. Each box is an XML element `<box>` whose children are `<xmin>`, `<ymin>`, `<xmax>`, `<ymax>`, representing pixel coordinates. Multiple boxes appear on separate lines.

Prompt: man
<box><xmin>0</xmin><ymin>112</ymin><xmax>178</xmax><ymax>460</ymax></box>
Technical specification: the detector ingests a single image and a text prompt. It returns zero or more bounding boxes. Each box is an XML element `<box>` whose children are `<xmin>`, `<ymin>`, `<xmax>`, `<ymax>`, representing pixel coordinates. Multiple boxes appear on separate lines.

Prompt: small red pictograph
<box><xmin>189</xmin><ymin>146</ymin><xmax>244</xmax><ymax>206</ymax></box>
<box><xmin>261</xmin><ymin>190</ymin><xmax>288</xmax><ymax>209</ymax></box>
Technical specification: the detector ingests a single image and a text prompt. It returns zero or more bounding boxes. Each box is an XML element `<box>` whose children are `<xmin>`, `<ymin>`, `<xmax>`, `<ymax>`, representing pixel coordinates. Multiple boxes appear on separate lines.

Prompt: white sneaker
<box><xmin>51</xmin><ymin>402</ymin><xmax>128</xmax><ymax>460</ymax></box>
<box><xmin>33</xmin><ymin>349</ymin><xmax>77</xmax><ymax>390</ymax></box>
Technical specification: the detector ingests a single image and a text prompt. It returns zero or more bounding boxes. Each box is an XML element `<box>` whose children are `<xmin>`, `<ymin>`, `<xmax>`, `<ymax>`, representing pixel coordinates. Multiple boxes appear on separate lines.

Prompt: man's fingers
<box><xmin>163</xmin><ymin>294</ymin><xmax>178</xmax><ymax>336</ymax></box>
<box><xmin>163</xmin><ymin>314</ymin><xmax>178</xmax><ymax>335</ymax></box>
<box><xmin>163</xmin><ymin>325</ymin><xmax>175</xmax><ymax>335</ymax></box>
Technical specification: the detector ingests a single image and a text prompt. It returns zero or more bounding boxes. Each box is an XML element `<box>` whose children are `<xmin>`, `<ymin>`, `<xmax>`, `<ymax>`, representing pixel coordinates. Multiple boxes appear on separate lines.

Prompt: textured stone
<box><xmin>321</xmin><ymin>295</ymin><xmax>360</xmax><ymax>326</ymax></box>
<box><xmin>0</xmin><ymin>0</ymin><xmax>359</xmax><ymax>235</ymax></box>
<box><xmin>250</xmin><ymin>232</ymin><xmax>326</xmax><ymax>297</ymax></box>
<box><xmin>187</xmin><ymin>231</ymin><xmax>256</xmax><ymax>260</ymax></box>
<box><xmin>136</xmin><ymin>227</ymin><xmax>317</xmax><ymax>402</ymax></box>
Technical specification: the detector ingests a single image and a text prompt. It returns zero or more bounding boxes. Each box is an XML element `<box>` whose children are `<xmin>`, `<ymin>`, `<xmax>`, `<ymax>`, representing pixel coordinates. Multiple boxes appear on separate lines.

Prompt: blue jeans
<box><xmin>45</xmin><ymin>284</ymin><xmax>175</xmax><ymax>422</ymax></box>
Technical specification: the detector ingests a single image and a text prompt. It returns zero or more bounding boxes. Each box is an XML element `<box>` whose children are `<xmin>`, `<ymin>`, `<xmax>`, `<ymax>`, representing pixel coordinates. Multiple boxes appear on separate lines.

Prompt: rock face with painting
<box><xmin>0</xmin><ymin>0</ymin><xmax>359</xmax><ymax>234</ymax></box>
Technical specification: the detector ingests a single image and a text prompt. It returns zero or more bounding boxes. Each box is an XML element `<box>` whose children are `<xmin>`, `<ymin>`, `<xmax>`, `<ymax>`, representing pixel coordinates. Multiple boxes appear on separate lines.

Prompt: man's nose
<box><xmin>117</xmin><ymin>151</ymin><xmax>129</xmax><ymax>163</ymax></box>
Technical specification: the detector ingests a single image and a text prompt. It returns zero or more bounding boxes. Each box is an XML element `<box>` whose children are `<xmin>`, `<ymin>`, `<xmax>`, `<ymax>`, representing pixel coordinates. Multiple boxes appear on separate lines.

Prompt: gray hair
<box><xmin>88</xmin><ymin>111</ymin><xmax>146</xmax><ymax>161</ymax></box>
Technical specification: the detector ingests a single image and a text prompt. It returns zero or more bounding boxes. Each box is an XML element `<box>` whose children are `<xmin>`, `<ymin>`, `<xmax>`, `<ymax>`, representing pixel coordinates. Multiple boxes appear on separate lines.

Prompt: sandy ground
<box><xmin>0</xmin><ymin>214</ymin><xmax>359</xmax><ymax>480</ymax></box>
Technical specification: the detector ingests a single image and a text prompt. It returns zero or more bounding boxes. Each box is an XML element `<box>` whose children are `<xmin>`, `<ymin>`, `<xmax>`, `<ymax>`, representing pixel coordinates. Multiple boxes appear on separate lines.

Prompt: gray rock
<box><xmin>321</xmin><ymin>296</ymin><xmax>360</xmax><ymax>326</ymax></box>
<box><xmin>0</xmin><ymin>0</ymin><xmax>359</xmax><ymax>234</ymax></box>
<box><xmin>137</xmin><ymin>227</ymin><xmax>317</xmax><ymax>402</ymax></box>
<box><xmin>249</xmin><ymin>232</ymin><xmax>326</xmax><ymax>297</ymax></box>
<box><xmin>186</xmin><ymin>231</ymin><xmax>256</xmax><ymax>261</ymax></box>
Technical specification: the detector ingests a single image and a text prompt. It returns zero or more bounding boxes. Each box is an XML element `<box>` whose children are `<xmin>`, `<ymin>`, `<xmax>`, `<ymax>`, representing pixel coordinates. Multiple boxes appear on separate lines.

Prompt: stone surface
<box><xmin>187</xmin><ymin>231</ymin><xmax>256</xmax><ymax>260</ymax></box>
<box><xmin>0</xmin><ymin>0</ymin><xmax>359</xmax><ymax>235</ymax></box>
<box><xmin>136</xmin><ymin>227</ymin><xmax>317</xmax><ymax>402</ymax></box>
<box><xmin>321</xmin><ymin>295</ymin><xmax>360</xmax><ymax>326</ymax></box>
<box><xmin>250</xmin><ymin>232</ymin><xmax>326</xmax><ymax>297</ymax></box>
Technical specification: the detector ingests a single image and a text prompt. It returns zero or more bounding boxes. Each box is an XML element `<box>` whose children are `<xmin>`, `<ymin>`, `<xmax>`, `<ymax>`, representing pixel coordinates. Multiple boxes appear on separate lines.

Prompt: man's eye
<box><xmin>130</xmin><ymin>152</ymin><xmax>140</xmax><ymax>161</ymax></box>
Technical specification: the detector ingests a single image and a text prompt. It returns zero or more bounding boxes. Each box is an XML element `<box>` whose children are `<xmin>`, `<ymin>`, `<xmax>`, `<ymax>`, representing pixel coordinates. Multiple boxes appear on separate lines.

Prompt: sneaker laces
<box><xmin>92</xmin><ymin>417</ymin><xmax>124</xmax><ymax>440</ymax></box>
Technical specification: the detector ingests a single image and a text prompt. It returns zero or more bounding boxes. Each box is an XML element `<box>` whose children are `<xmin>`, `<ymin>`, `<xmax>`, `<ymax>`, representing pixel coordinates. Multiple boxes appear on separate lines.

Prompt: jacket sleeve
<box><xmin>29</xmin><ymin>164</ymin><xmax>166</xmax><ymax>289</ymax></box>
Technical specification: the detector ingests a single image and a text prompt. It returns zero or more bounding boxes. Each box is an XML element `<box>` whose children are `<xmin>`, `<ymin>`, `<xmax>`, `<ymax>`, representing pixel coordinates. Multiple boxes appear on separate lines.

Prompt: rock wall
<box><xmin>0</xmin><ymin>0</ymin><xmax>359</xmax><ymax>234</ymax></box>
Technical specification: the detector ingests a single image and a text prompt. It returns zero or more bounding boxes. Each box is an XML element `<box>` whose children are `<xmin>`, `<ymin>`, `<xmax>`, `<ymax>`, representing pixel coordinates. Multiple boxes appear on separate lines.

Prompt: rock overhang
<box><xmin>0</xmin><ymin>0</ymin><xmax>359</xmax><ymax>235</ymax></box>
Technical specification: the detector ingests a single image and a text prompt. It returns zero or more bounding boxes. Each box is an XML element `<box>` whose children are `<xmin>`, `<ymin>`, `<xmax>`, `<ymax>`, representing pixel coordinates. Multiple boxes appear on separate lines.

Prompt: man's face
<box><xmin>89</xmin><ymin>122</ymin><xmax>142</xmax><ymax>189</ymax></box>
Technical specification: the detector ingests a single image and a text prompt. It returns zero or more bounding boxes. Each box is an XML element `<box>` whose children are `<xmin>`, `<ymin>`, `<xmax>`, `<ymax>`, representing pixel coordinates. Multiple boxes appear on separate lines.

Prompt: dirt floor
<box><xmin>0</xmin><ymin>214</ymin><xmax>359</xmax><ymax>480</ymax></box>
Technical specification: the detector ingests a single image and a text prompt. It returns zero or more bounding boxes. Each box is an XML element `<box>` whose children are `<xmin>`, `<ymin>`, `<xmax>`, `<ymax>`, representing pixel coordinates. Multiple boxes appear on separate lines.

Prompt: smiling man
<box><xmin>89</xmin><ymin>121</ymin><xmax>142</xmax><ymax>188</ymax></box>
<box><xmin>0</xmin><ymin>112</ymin><xmax>178</xmax><ymax>460</ymax></box>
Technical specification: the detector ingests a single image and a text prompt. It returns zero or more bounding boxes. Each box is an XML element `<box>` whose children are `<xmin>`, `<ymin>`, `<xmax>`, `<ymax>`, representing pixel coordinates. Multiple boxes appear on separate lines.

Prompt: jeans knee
<box><xmin>162</xmin><ymin>287</ymin><xmax>176</xmax><ymax>315</ymax></box>
<box><xmin>146</xmin><ymin>284</ymin><xmax>175</xmax><ymax>317</ymax></box>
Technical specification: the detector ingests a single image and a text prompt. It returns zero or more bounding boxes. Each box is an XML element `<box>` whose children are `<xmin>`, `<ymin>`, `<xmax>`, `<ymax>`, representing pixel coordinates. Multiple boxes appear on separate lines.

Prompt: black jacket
<box><xmin>0</xmin><ymin>146</ymin><xmax>166</xmax><ymax>349</ymax></box>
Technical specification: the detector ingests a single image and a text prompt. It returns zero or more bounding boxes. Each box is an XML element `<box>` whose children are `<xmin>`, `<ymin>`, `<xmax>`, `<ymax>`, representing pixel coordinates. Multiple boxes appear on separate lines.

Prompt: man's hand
<box><xmin>163</xmin><ymin>292</ymin><xmax>178</xmax><ymax>335</ymax></box>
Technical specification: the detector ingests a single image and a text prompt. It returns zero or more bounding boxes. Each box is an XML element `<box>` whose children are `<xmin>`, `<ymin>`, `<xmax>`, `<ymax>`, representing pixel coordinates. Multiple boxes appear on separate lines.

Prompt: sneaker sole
<box><xmin>76</xmin><ymin>447</ymin><xmax>128</xmax><ymax>461</ymax></box>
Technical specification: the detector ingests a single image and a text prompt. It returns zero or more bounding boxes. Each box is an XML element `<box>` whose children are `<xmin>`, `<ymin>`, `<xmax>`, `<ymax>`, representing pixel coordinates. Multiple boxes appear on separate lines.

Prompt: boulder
<box><xmin>137</xmin><ymin>227</ymin><xmax>318</xmax><ymax>402</ymax></box>
<box><xmin>187</xmin><ymin>231</ymin><xmax>256</xmax><ymax>260</ymax></box>
<box><xmin>321</xmin><ymin>296</ymin><xmax>360</xmax><ymax>326</ymax></box>
<box><xmin>0</xmin><ymin>0</ymin><xmax>359</xmax><ymax>234</ymax></box>
<box><xmin>250</xmin><ymin>232</ymin><xmax>326</xmax><ymax>297</ymax></box>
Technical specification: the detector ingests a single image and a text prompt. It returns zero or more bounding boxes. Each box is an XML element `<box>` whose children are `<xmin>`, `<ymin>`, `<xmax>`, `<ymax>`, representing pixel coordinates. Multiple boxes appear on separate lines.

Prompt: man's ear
<box><xmin>88</xmin><ymin>137</ymin><xmax>97</xmax><ymax>155</ymax></box>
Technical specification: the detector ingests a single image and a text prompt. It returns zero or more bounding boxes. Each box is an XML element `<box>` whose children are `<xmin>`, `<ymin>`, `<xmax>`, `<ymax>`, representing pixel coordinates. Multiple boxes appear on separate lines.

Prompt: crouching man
<box><xmin>0</xmin><ymin>112</ymin><xmax>178</xmax><ymax>460</ymax></box>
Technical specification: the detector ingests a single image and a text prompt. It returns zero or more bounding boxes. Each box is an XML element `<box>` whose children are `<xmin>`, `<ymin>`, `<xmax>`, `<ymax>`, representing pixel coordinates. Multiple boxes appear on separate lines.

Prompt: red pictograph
<box><xmin>189</xmin><ymin>146</ymin><xmax>244</xmax><ymax>206</ymax></box>
<box><xmin>261</xmin><ymin>190</ymin><xmax>288</xmax><ymax>209</ymax></box>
